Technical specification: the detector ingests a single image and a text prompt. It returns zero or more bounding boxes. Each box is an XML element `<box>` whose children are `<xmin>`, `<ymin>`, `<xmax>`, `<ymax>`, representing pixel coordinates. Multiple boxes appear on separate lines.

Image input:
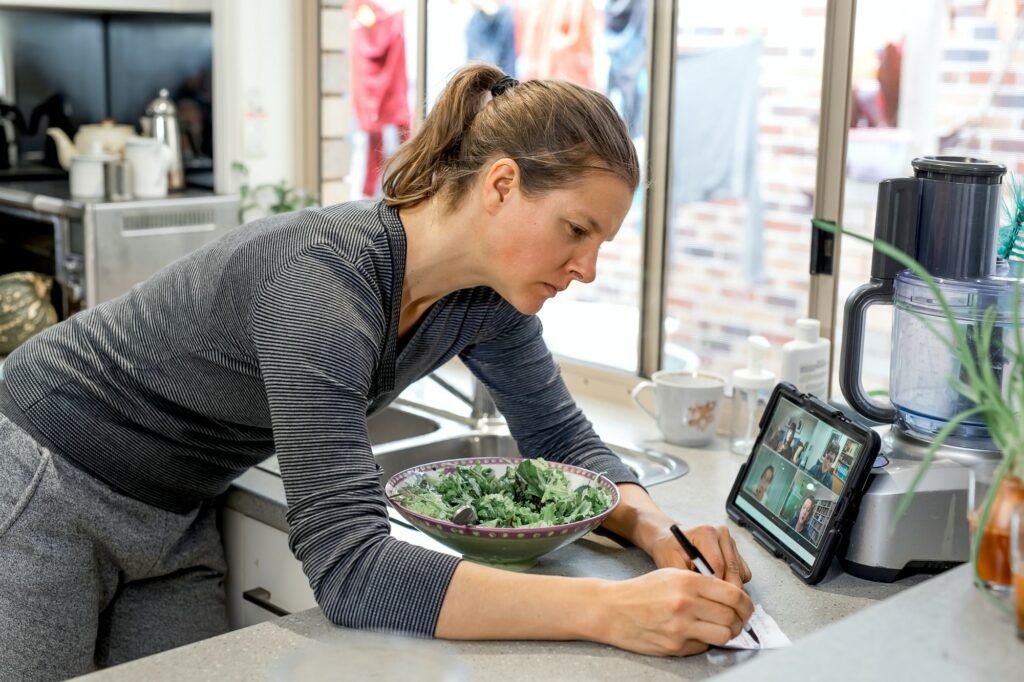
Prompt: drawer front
<box><xmin>222</xmin><ymin>508</ymin><xmax>317</xmax><ymax>629</ymax></box>
<box><xmin>222</xmin><ymin>506</ymin><xmax>462</xmax><ymax>630</ymax></box>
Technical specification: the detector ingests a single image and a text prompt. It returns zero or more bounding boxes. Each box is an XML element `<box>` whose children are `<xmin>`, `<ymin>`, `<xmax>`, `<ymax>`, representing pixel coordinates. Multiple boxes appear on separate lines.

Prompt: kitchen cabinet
<box><xmin>221</xmin><ymin>505</ymin><xmax>462</xmax><ymax>630</ymax></box>
<box><xmin>221</xmin><ymin>507</ymin><xmax>318</xmax><ymax>630</ymax></box>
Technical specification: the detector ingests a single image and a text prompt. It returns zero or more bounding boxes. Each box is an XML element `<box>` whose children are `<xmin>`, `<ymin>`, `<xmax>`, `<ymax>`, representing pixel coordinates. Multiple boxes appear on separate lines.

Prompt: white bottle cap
<box><xmin>732</xmin><ymin>335</ymin><xmax>776</xmax><ymax>389</ymax></box>
<box><xmin>795</xmin><ymin>318</ymin><xmax>820</xmax><ymax>343</ymax></box>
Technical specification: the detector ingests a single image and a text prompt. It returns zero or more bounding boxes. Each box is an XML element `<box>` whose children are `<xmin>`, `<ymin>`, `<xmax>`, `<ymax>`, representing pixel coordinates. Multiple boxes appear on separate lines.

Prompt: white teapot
<box><xmin>46</xmin><ymin>119</ymin><xmax>135</xmax><ymax>170</ymax></box>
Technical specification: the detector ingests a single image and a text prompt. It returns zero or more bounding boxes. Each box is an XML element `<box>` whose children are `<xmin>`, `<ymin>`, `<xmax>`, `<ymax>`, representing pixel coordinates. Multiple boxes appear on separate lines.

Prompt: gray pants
<box><xmin>0</xmin><ymin>413</ymin><xmax>229</xmax><ymax>681</ymax></box>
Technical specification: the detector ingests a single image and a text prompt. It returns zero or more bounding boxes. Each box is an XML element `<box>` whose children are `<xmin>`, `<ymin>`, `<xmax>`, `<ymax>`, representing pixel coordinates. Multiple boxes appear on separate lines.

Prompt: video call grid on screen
<box><xmin>734</xmin><ymin>396</ymin><xmax>864</xmax><ymax>565</ymax></box>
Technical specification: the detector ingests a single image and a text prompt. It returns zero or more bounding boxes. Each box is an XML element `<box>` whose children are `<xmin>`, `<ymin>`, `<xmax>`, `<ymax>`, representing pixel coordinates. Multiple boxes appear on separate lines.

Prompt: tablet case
<box><xmin>725</xmin><ymin>382</ymin><xmax>881</xmax><ymax>585</ymax></box>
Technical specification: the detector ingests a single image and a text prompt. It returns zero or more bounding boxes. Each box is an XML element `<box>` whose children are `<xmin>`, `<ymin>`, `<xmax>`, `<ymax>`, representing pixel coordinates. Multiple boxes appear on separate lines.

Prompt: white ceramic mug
<box><xmin>631</xmin><ymin>371</ymin><xmax>726</xmax><ymax>447</ymax></box>
<box><xmin>125</xmin><ymin>136</ymin><xmax>171</xmax><ymax>199</ymax></box>
<box><xmin>69</xmin><ymin>142</ymin><xmax>116</xmax><ymax>199</ymax></box>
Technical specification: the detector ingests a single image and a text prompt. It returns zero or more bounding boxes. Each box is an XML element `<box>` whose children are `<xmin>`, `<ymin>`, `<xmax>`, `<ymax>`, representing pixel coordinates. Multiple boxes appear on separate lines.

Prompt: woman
<box><xmin>751</xmin><ymin>464</ymin><xmax>775</xmax><ymax>504</ymax></box>
<box><xmin>0</xmin><ymin>65</ymin><xmax>753</xmax><ymax>679</ymax></box>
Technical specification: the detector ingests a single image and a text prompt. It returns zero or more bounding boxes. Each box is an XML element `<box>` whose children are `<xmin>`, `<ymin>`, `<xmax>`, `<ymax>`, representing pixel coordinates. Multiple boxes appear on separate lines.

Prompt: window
<box><xmin>664</xmin><ymin>3</ymin><xmax>828</xmax><ymax>378</ymax></box>
<box><xmin>425</xmin><ymin>0</ymin><xmax>649</xmax><ymax>372</ymax></box>
<box><xmin>316</xmin><ymin>1</ymin><xmax>920</xmax><ymax>386</ymax></box>
<box><xmin>833</xmin><ymin>0</ymin><xmax>1024</xmax><ymax>400</ymax></box>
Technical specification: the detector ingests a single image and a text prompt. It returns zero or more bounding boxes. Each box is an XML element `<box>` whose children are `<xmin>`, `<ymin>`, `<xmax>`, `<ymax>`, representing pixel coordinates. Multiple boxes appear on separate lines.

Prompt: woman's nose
<box><xmin>569</xmin><ymin>247</ymin><xmax>599</xmax><ymax>284</ymax></box>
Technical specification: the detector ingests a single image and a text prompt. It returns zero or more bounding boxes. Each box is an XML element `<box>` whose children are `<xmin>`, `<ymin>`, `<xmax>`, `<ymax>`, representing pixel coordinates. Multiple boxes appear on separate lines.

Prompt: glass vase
<box><xmin>968</xmin><ymin>465</ymin><xmax>1024</xmax><ymax>593</ymax></box>
<box><xmin>1013</xmin><ymin>501</ymin><xmax>1024</xmax><ymax>639</ymax></box>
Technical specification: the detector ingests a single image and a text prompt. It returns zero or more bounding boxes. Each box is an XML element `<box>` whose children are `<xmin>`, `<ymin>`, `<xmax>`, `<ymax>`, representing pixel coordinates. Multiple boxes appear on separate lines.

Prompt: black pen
<box><xmin>670</xmin><ymin>524</ymin><xmax>759</xmax><ymax>645</ymax></box>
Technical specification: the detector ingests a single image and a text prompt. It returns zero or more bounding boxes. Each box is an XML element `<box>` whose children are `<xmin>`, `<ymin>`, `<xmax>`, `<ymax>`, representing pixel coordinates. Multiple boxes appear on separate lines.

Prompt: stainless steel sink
<box><xmin>258</xmin><ymin>403</ymin><xmax>688</xmax><ymax>488</ymax></box>
<box><xmin>367</xmin><ymin>406</ymin><xmax>440</xmax><ymax>443</ymax></box>
<box><xmin>256</xmin><ymin>405</ymin><xmax>442</xmax><ymax>476</ymax></box>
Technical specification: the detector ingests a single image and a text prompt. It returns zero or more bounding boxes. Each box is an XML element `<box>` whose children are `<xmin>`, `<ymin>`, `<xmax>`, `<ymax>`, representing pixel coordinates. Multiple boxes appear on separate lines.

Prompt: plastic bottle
<box><xmin>730</xmin><ymin>335</ymin><xmax>776</xmax><ymax>456</ymax></box>
<box><xmin>780</xmin><ymin>318</ymin><xmax>830</xmax><ymax>398</ymax></box>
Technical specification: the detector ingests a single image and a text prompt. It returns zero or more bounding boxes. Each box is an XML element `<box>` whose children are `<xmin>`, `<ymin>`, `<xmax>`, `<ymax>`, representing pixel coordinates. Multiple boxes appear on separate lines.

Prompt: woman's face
<box><xmin>485</xmin><ymin>168</ymin><xmax>633</xmax><ymax>315</ymax></box>
<box><xmin>798</xmin><ymin>498</ymin><xmax>814</xmax><ymax>526</ymax></box>
<box><xmin>755</xmin><ymin>468</ymin><xmax>773</xmax><ymax>496</ymax></box>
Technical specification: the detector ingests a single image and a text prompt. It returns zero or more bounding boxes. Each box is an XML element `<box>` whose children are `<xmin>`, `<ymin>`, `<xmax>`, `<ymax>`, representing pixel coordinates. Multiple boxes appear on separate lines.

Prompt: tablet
<box><xmin>725</xmin><ymin>382</ymin><xmax>880</xmax><ymax>584</ymax></box>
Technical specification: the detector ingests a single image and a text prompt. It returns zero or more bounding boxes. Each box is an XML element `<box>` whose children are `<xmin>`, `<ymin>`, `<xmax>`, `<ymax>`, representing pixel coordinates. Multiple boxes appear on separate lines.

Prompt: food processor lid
<box><xmin>912</xmin><ymin>156</ymin><xmax>1006</xmax><ymax>185</ymax></box>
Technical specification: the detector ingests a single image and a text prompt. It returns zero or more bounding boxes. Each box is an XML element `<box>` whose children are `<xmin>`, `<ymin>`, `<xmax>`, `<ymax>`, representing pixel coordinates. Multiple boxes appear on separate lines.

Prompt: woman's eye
<box><xmin>568</xmin><ymin>223</ymin><xmax>588</xmax><ymax>239</ymax></box>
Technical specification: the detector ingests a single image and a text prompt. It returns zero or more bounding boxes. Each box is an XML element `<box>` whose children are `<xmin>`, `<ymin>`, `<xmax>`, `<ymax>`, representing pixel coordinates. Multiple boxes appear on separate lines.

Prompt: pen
<box><xmin>670</xmin><ymin>524</ymin><xmax>759</xmax><ymax>645</ymax></box>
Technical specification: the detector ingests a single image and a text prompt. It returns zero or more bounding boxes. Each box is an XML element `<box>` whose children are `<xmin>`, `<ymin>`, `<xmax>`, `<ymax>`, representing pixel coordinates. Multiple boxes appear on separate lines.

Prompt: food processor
<box><xmin>838</xmin><ymin>156</ymin><xmax>1022</xmax><ymax>581</ymax></box>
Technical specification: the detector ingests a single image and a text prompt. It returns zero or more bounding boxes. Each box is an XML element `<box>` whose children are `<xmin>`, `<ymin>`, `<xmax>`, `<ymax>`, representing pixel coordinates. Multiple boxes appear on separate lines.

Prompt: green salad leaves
<box><xmin>392</xmin><ymin>459</ymin><xmax>613</xmax><ymax>528</ymax></box>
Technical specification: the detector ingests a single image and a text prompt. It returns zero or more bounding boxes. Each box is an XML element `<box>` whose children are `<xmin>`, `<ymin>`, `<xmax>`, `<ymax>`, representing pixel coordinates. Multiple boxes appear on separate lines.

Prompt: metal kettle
<box><xmin>140</xmin><ymin>89</ymin><xmax>185</xmax><ymax>191</ymax></box>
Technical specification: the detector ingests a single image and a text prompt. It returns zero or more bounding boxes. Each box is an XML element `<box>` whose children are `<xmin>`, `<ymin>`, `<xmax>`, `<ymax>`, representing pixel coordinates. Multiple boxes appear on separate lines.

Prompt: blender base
<box><xmin>839</xmin><ymin>426</ymin><xmax>1000</xmax><ymax>582</ymax></box>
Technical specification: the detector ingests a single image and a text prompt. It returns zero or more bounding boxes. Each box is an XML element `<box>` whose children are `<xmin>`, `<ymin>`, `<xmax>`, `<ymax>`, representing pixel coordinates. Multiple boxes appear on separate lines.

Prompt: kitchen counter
<box><xmin>74</xmin><ymin>385</ymin><xmax>1023</xmax><ymax>681</ymax></box>
<box><xmin>0</xmin><ymin>177</ymin><xmax>218</xmax><ymax>220</ymax></box>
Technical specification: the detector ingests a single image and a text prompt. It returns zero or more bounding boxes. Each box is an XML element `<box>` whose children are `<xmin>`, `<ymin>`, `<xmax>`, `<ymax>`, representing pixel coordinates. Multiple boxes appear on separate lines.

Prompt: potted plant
<box><xmin>813</xmin><ymin>183</ymin><xmax>1024</xmax><ymax>600</ymax></box>
<box><xmin>232</xmin><ymin>161</ymin><xmax>319</xmax><ymax>223</ymax></box>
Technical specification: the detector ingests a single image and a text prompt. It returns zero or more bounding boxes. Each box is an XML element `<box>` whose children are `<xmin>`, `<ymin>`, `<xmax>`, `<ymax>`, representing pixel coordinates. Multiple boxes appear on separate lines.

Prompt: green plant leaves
<box><xmin>232</xmin><ymin>161</ymin><xmax>319</xmax><ymax>223</ymax></box>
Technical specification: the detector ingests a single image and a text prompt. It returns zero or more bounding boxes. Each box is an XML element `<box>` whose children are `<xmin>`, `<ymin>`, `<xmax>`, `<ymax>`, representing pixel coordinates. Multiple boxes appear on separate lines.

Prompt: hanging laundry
<box><xmin>363</xmin><ymin>125</ymin><xmax>409</xmax><ymax>198</ymax></box>
<box><xmin>517</xmin><ymin>0</ymin><xmax>598</xmax><ymax>88</ymax></box>
<box><xmin>350</xmin><ymin>1</ymin><xmax>410</xmax><ymax>133</ymax></box>
<box><xmin>604</xmin><ymin>0</ymin><xmax>646</xmax><ymax>138</ymax></box>
<box><xmin>350</xmin><ymin>1</ymin><xmax>411</xmax><ymax>196</ymax></box>
<box><xmin>466</xmin><ymin>2</ymin><xmax>517</xmax><ymax>77</ymax></box>
<box><xmin>672</xmin><ymin>41</ymin><xmax>764</xmax><ymax>283</ymax></box>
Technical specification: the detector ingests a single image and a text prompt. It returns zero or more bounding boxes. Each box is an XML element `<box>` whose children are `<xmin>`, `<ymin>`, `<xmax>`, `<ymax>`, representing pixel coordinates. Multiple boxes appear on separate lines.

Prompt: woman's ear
<box><xmin>481</xmin><ymin>158</ymin><xmax>520</xmax><ymax>213</ymax></box>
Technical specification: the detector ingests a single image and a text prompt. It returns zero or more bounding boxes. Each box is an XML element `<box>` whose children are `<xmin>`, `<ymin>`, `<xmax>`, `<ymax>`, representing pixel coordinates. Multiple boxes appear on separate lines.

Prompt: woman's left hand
<box><xmin>647</xmin><ymin>524</ymin><xmax>752</xmax><ymax>587</ymax></box>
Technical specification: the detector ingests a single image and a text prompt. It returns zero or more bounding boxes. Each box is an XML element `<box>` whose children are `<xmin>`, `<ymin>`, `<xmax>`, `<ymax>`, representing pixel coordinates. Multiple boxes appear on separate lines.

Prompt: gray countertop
<box><xmin>712</xmin><ymin>564</ymin><xmax>1021</xmax><ymax>682</ymax></box>
<box><xmin>73</xmin><ymin>389</ymin><xmax>1023</xmax><ymax>681</ymax></box>
<box><xmin>77</xmin><ymin>562</ymin><xmax>1021</xmax><ymax>682</ymax></box>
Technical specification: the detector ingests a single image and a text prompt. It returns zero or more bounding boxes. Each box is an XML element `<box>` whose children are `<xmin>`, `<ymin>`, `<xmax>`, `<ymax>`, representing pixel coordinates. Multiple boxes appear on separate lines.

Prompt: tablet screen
<box><xmin>733</xmin><ymin>395</ymin><xmax>868</xmax><ymax>566</ymax></box>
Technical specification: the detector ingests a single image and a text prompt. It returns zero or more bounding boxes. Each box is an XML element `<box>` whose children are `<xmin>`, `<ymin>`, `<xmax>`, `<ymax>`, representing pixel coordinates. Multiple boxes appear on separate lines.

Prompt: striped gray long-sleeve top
<box><xmin>0</xmin><ymin>200</ymin><xmax>639</xmax><ymax>636</ymax></box>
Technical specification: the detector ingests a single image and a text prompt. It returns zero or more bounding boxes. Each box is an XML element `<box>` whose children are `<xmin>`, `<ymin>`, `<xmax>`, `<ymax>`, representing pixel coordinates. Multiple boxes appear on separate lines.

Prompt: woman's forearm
<box><xmin>434</xmin><ymin>555</ymin><xmax>754</xmax><ymax>656</ymax></box>
<box><xmin>600</xmin><ymin>482</ymin><xmax>675</xmax><ymax>555</ymax></box>
<box><xmin>434</xmin><ymin>561</ymin><xmax>608</xmax><ymax>641</ymax></box>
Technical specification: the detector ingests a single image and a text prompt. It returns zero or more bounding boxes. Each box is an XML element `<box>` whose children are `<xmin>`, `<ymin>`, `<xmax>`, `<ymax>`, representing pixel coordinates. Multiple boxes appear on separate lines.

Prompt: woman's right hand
<box><xmin>593</xmin><ymin>568</ymin><xmax>754</xmax><ymax>657</ymax></box>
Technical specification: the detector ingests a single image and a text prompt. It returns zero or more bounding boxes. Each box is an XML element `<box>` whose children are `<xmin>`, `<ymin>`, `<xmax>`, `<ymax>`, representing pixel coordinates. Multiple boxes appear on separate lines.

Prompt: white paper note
<box><xmin>721</xmin><ymin>604</ymin><xmax>791</xmax><ymax>650</ymax></box>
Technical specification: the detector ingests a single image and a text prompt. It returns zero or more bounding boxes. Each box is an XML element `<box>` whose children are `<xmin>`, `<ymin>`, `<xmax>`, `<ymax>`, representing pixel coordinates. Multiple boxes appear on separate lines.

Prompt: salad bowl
<box><xmin>385</xmin><ymin>457</ymin><xmax>620</xmax><ymax>571</ymax></box>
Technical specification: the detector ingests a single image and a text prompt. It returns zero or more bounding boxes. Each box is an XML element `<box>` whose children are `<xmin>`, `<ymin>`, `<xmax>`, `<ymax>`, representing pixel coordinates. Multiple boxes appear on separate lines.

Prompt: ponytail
<box><xmin>382</xmin><ymin>64</ymin><xmax>504</xmax><ymax>208</ymax></box>
<box><xmin>382</xmin><ymin>64</ymin><xmax>640</xmax><ymax>210</ymax></box>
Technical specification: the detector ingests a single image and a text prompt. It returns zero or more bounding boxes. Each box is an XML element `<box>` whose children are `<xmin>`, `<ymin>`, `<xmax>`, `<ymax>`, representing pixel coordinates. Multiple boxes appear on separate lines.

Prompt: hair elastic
<box><xmin>490</xmin><ymin>76</ymin><xmax>519</xmax><ymax>98</ymax></box>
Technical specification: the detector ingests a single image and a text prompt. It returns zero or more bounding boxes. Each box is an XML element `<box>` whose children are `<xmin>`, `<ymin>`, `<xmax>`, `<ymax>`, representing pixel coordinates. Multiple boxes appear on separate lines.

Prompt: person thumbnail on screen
<box><xmin>787</xmin><ymin>493</ymin><xmax>816</xmax><ymax>543</ymax></box>
<box><xmin>767</xmin><ymin>418</ymin><xmax>805</xmax><ymax>462</ymax></box>
<box><xmin>751</xmin><ymin>464</ymin><xmax>774</xmax><ymax>504</ymax></box>
<box><xmin>744</xmin><ymin>449</ymin><xmax>797</xmax><ymax>516</ymax></box>
<box><xmin>808</xmin><ymin>438</ymin><xmax>839</xmax><ymax>489</ymax></box>
<box><xmin>779</xmin><ymin>472</ymin><xmax>836</xmax><ymax>547</ymax></box>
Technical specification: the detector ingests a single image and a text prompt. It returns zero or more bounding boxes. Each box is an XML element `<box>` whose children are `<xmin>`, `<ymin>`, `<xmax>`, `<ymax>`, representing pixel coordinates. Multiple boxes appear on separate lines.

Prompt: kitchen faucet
<box><xmin>426</xmin><ymin>373</ymin><xmax>501</xmax><ymax>423</ymax></box>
